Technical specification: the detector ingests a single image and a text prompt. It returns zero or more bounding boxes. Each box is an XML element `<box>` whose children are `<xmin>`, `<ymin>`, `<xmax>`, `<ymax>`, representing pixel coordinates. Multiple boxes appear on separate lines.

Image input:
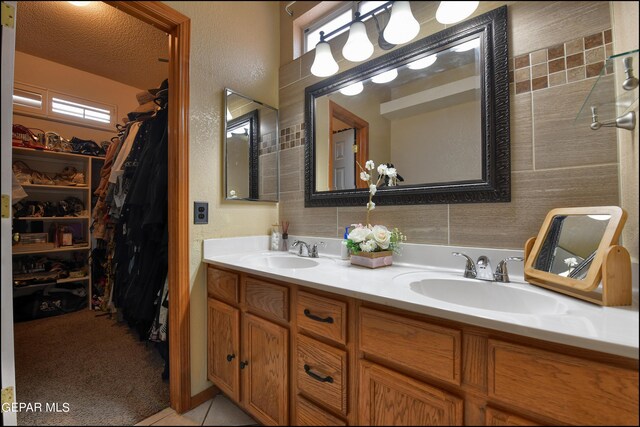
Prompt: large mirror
<box><xmin>525</xmin><ymin>206</ymin><xmax>627</xmax><ymax>292</ymax></box>
<box><xmin>305</xmin><ymin>6</ymin><xmax>509</xmax><ymax>207</ymax></box>
<box><xmin>224</xmin><ymin>88</ymin><xmax>278</xmax><ymax>202</ymax></box>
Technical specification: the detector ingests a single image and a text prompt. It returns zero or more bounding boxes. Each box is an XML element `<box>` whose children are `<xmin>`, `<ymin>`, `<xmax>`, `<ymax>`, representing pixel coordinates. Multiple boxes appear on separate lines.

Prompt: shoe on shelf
<box><xmin>31</xmin><ymin>170</ymin><xmax>55</xmax><ymax>186</ymax></box>
<box><xmin>12</xmin><ymin>160</ymin><xmax>33</xmax><ymax>185</ymax></box>
<box><xmin>60</xmin><ymin>166</ymin><xmax>86</xmax><ymax>186</ymax></box>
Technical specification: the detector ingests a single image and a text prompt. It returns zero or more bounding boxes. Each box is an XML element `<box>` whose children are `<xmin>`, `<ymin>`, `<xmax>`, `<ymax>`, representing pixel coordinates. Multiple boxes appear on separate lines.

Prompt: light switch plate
<box><xmin>194</xmin><ymin>201</ymin><xmax>208</xmax><ymax>224</ymax></box>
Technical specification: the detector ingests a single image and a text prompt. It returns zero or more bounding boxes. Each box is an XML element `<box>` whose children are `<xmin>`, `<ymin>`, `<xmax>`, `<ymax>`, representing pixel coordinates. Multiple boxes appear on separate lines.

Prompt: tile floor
<box><xmin>136</xmin><ymin>394</ymin><xmax>257</xmax><ymax>426</ymax></box>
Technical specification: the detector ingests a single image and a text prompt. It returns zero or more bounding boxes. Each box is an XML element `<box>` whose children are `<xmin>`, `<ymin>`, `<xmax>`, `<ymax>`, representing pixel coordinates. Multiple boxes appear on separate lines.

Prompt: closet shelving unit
<box><xmin>12</xmin><ymin>146</ymin><xmax>104</xmax><ymax>309</ymax></box>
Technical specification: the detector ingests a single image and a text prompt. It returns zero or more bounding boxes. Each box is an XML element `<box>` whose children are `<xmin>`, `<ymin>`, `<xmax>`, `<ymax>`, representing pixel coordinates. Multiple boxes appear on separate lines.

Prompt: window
<box><xmin>51</xmin><ymin>96</ymin><xmax>111</xmax><ymax>124</ymax></box>
<box><xmin>12</xmin><ymin>81</ymin><xmax>117</xmax><ymax>130</ymax></box>
<box><xmin>303</xmin><ymin>1</ymin><xmax>389</xmax><ymax>53</ymax></box>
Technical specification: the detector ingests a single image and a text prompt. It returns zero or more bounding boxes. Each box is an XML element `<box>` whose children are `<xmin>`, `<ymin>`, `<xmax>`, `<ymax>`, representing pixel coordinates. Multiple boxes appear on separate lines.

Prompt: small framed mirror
<box><xmin>224</xmin><ymin>88</ymin><xmax>279</xmax><ymax>202</ymax></box>
<box><xmin>525</xmin><ymin>206</ymin><xmax>628</xmax><ymax>295</ymax></box>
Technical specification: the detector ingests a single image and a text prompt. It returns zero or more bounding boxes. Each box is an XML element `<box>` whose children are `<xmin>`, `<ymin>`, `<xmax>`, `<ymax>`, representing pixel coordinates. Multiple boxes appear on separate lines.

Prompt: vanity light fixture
<box><xmin>342</xmin><ymin>13</ymin><xmax>375</xmax><ymax>62</ymax></box>
<box><xmin>383</xmin><ymin>1</ymin><xmax>420</xmax><ymax>45</ymax></box>
<box><xmin>452</xmin><ymin>38</ymin><xmax>480</xmax><ymax>52</ymax></box>
<box><xmin>435</xmin><ymin>1</ymin><xmax>479</xmax><ymax>24</ymax></box>
<box><xmin>339</xmin><ymin>81</ymin><xmax>364</xmax><ymax>96</ymax></box>
<box><xmin>310</xmin><ymin>1</ymin><xmax>420</xmax><ymax>78</ymax></box>
<box><xmin>371</xmin><ymin>68</ymin><xmax>398</xmax><ymax>84</ymax></box>
<box><xmin>407</xmin><ymin>54</ymin><xmax>437</xmax><ymax>70</ymax></box>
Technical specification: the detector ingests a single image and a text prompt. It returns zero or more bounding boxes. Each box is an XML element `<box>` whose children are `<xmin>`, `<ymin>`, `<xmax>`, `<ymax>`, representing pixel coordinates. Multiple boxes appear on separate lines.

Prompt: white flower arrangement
<box><xmin>345</xmin><ymin>160</ymin><xmax>406</xmax><ymax>254</ymax></box>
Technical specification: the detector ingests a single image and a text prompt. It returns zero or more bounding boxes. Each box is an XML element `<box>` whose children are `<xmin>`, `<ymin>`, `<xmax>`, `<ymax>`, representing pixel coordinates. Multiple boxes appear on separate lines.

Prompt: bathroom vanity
<box><xmin>203</xmin><ymin>237</ymin><xmax>639</xmax><ymax>426</ymax></box>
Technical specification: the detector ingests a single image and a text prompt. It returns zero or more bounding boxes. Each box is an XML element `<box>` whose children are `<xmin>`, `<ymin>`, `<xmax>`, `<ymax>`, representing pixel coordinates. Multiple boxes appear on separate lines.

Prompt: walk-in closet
<box><xmin>9</xmin><ymin>2</ymin><xmax>170</xmax><ymax>425</ymax></box>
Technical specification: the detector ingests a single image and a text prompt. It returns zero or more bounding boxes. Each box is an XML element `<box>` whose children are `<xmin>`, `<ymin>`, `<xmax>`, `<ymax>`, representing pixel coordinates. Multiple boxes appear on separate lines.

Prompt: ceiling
<box><xmin>16</xmin><ymin>1</ymin><xmax>168</xmax><ymax>90</ymax></box>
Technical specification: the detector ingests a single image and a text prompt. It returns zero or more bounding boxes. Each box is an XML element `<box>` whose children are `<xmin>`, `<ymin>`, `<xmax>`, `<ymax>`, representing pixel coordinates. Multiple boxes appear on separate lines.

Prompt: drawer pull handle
<box><xmin>304</xmin><ymin>364</ymin><xmax>333</xmax><ymax>383</ymax></box>
<box><xmin>226</xmin><ymin>354</ymin><xmax>235</xmax><ymax>362</ymax></box>
<box><xmin>240</xmin><ymin>360</ymin><xmax>249</xmax><ymax>369</ymax></box>
<box><xmin>304</xmin><ymin>309</ymin><xmax>334</xmax><ymax>324</ymax></box>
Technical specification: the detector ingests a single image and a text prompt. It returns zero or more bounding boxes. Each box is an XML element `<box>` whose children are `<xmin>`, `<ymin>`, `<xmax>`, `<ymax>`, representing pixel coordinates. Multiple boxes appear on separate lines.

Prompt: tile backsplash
<box><xmin>277</xmin><ymin>2</ymin><xmax>621</xmax><ymax>251</ymax></box>
<box><xmin>511</xmin><ymin>29</ymin><xmax>613</xmax><ymax>94</ymax></box>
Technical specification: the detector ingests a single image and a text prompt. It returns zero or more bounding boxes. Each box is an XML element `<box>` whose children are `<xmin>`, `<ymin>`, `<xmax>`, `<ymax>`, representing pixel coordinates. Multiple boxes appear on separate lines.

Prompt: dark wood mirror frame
<box><xmin>304</xmin><ymin>6</ymin><xmax>509</xmax><ymax>207</ymax></box>
<box><xmin>227</xmin><ymin>109</ymin><xmax>259</xmax><ymax>199</ymax></box>
<box><xmin>524</xmin><ymin>206</ymin><xmax>631</xmax><ymax>306</ymax></box>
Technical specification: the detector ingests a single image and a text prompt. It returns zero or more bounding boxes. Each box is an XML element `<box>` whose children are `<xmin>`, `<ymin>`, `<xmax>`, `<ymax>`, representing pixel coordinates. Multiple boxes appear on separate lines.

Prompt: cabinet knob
<box><xmin>240</xmin><ymin>360</ymin><xmax>249</xmax><ymax>369</ymax></box>
<box><xmin>303</xmin><ymin>309</ymin><xmax>334</xmax><ymax>324</ymax></box>
<box><xmin>226</xmin><ymin>354</ymin><xmax>235</xmax><ymax>362</ymax></box>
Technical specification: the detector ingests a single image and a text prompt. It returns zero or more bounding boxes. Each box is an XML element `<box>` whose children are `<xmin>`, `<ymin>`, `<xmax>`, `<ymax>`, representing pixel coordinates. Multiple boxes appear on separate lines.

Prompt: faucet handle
<box><xmin>494</xmin><ymin>257</ymin><xmax>524</xmax><ymax>283</ymax></box>
<box><xmin>452</xmin><ymin>252</ymin><xmax>477</xmax><ymax>278</ymax></box>
<box><xmin>310</xmin><ymin>241</ymin><xmax>326</xmax><ymax>258</ymax></box>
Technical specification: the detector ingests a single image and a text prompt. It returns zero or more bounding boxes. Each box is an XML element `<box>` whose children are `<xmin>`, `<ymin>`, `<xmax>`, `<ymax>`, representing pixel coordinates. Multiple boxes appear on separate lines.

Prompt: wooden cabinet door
<box><xmin>207</xmin><ymin>298</ymin><xmax>240</xmax><ymax>402</ymax></box>
<box><xmin>359</xmin><ymin>360</ymin><xmax>463</xmax><ymax>426</ymax></box>
<box><xmin>242</xmin><ymin>313</ymin><xmax>289</xmax><ymax>426</ymax></box>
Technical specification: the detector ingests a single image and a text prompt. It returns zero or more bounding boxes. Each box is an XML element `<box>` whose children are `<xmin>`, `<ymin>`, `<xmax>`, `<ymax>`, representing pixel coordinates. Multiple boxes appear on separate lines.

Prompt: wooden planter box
<box><xmin>350</xmin><ymin>250</ymin><xmax>393</xmax><ymax>269</ymax></box>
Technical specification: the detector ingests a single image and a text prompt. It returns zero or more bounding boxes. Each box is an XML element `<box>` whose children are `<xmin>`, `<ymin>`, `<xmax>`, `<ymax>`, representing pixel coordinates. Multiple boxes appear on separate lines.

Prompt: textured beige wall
<box><xmin>163</xmin><ymin>1</ymin><xmax>280</xmax><ymax>396</ymax></box>
<box><xmin>611</xmin><ymin>1</ymin><xmax>639</xmax><ymax>262</ymax></box>
<box><xmin>279</xmin><ymin>2</ymin><xmax>626</xmax><ymax>252</ymax></box>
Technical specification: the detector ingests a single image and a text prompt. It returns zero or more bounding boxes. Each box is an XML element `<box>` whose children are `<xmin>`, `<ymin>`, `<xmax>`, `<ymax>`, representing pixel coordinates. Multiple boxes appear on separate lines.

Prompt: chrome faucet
<box><xmin>291</xmin><ymin>240</ymin><xmax>324</xmax><ymax>258</ymax></box>
<box><xmin>452</xmin><ymin>252</ymin><xmax>523</xmax><ymax>283</ymax></box>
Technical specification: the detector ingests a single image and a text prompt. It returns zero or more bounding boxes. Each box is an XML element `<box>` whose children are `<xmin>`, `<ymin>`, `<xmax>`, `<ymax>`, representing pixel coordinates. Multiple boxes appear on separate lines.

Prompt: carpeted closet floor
<box><xmin>14</xmin><ymin>309</ymin><xmax>170</xmax><ymax>426</ymax></box>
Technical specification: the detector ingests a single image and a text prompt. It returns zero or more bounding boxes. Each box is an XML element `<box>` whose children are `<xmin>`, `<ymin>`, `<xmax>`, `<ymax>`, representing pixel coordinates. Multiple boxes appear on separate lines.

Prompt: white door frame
<box><xmin>1</xmin><ymin>1</ymin><xmax>18</xmax><ymax>425</ymax></box>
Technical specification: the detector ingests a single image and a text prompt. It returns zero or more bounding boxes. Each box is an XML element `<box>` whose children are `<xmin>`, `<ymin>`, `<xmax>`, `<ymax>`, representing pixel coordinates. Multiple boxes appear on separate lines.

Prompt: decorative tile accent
<box><xmin>279</xmin><ymin>124</ymin><xmax>305</xmax><ymax>151</ymax></box>
<box><xmin>584</xmin><ymin>32</ymin><xmax>603</xmax><ymax>49</ymax></box>
<box><xmin>515</xmin><ymin>54</ymin><xmax>530</xmax><ymax>69</ymax></box>
<box><xmin>566</xmin><ymin>52</ymin><xmax>584</xmax><ymax>69</ymax></box>
<box><xmin>531</xmin><ymin>76</ymin><xmax>548</xmax><ymax>91</ymax></box>
<box><xmin>565</xmin><ymin>38</ymin><xmax>584</xmax><ymax>55</ymax></box>
<box><xmin>509</xmin><ymin>29</ymin><xmax>612</xmax><ymax>92</ymax></box>
<box><xmin>549</xmin><ymin>71</ymin><xmax>567</xmax><ymax>87</ymax></box>
<box><xmin>530</xmin><ymin>49</ymin><xmax>547</xmax><ymax>65</ymax></box>
<box><xmin>547</xmin><ymin>44</ymin><xmax>565</xmax><ymax>60</ymax></box>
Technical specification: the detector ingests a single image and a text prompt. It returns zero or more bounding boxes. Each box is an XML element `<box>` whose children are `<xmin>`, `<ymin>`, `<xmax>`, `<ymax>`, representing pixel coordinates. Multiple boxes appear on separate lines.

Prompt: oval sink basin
<box><xmin>248</xmin><ymin>256</ymin><xmax>319</xmax><ymax>270</ymax></box>
<box><xmin>408</xmin><ymin>278</ymin><xmax>567</xmax><ymax>315</ymax></box>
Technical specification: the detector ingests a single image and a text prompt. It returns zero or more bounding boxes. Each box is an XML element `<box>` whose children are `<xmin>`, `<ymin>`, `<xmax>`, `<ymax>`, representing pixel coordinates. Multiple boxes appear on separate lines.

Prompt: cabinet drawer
<box><xmin>296</xmin><ymin>396</ymin><xmax>346</xmax><ymax>426</ymax></box>
<box><xmin>297</xmin><ymin>290</ymin><xmax>347</xmax><ymax>345</ymax></box>
<box><xmin>484</xmin><ymin>407</ymin><xmax>541</xmax><ymax>426</ymax></box>
<box><xmin>488</xmin><ymin>339</ymin><xmax>639</xmax><ymax>426</ymax></box>
<box><xmin>359</xmin><ymin>360</ymin><xmax>463</xmax><ymax>426</ymax></box>
<box><xmin>244</xmin><ymin>277</ymin><xmax>289</xmax><ymax>322</ymax></box>
<box><xmin>296</xmin><ymin>334</ymin><xmax>348</xmax><ymax>416</ymax></box>
<box><xmin>207</xmin><ymin>266</ymin><xmax>239</xmax><ymax>304</ymax></box>
<box><xmin>359</xmin><ymin>307</ymin><xmax>461</xmax><ymax>385</ymax></box>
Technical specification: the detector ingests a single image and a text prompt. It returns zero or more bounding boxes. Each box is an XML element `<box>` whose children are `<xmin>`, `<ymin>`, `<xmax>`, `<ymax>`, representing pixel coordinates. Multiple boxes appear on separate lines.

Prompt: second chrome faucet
<box><xmin>452</xmin><ymin>252</ymin><xmax>523</xmax><ymax>283</ymax></box>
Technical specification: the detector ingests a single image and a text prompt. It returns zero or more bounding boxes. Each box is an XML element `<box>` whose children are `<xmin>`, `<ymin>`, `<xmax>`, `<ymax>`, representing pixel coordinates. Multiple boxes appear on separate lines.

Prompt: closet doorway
<box><xmin>5</xmin><ymin>1</ymin><xmax>192</xmax><ymax>423</ymax></box>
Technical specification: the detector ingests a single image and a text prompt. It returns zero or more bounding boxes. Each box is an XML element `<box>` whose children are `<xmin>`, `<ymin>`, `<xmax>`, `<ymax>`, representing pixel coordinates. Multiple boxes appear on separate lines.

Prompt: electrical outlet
<box><xmin>194</xmin><ymin>201</ymin><xmax>208</xmax><ymax>224</ymax></box>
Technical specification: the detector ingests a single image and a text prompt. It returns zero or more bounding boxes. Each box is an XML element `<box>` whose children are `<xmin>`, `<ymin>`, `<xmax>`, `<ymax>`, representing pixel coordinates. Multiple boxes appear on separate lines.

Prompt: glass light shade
<box><xmin>371</xmin><ymin>68</ymin><xmax>398</xmax><ymax>84</ymax></box>
<box><xmin>226</xmin><ymin>108</ymin><xmax>232</xmax><ymax>120</ymax></box>
<box><xmin>383</xmin><ymin>1</ymin><xmax>420</xmax><ymax>45</ymax></box>
<box><xmin>339</xmin><ymin>82</ymin><xmax>364</xmax><ymax>96</ymax></box>
<box><xmin>342</xmin><ymin>21</ymin><xmax>374</xmax><ymax>62</ymax></box>
<box><xmin>407</xmin><ymin>54</ymin><xmax>437</xmax><ymax>70</ymax></box>
<box><xmin>452</xmin><ymin>38</ymin><xmax>480</xmax><ymax>52</ymax></box>
<box><xmin>311</xmin><ymin>41</ymin><xmax>339</xmax><ymax>77</ymax></box>
<box><xmin>435</xmin><ymin>1</ymin><xmax>479</xmax><ymax>24</ymax></box>
<box><xmin>68</xmin><ymin>1</ymin><xmax>90</xmax><ymax>6</ymax></box>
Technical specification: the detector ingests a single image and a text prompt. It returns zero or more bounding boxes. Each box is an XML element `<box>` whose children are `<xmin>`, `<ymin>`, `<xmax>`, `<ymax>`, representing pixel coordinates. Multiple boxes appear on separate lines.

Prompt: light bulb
<box><xmin>342</xmin><ymin>20</ymin><xmax>374</xmax><ymax>62</ymax></box>
<box><xmin>436</xmin><ymin>1</ymin><xmax>479</xmax><ymax>24</ymax></box>
<box><xmin>452</xmin><ymin>38</ymin><xmax>480</xmax><ymax>52</ymax></box>
<box><xmin>407</xmin><ymin>54</ymin><xmax>437</xmax><ymax>70</ymax></box>
<box><xmin>68</xmin><ymin>1</ymin><xmax>90</xmax><ymax>6</ymax></box>
<box><xmin>311</xmin><ymin>41</ymin><xmax>339</xmax><ymax>77</ymax></box>
<box><xmin>340</xmin><ymin>82</ymin><xmax>364</xmax><ymax>96</ymax></box>
<box><xmin>371</xmin><ymin>69</ymin><xmax>398</xmax><ymax>84</ymax></box>
<box><xmin>383</xmin><ymin>1</ymin><xmax>420</xmax><ymax>45</ymax></box>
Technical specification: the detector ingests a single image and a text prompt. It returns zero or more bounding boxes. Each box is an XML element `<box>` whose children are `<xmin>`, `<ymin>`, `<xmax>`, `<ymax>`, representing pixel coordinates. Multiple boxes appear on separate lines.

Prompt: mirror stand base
<box><xmin>525</xmin><ymin>238</ymin><xmax>632</xmax><ymax>307</ymax></box>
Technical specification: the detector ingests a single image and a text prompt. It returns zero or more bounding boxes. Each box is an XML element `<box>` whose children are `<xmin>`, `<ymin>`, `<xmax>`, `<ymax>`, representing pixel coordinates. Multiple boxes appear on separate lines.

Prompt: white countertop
<box><xmin>203</xmin><ymin>236</ymin><xmax>639</xmax><ymax>359</ymax></box>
